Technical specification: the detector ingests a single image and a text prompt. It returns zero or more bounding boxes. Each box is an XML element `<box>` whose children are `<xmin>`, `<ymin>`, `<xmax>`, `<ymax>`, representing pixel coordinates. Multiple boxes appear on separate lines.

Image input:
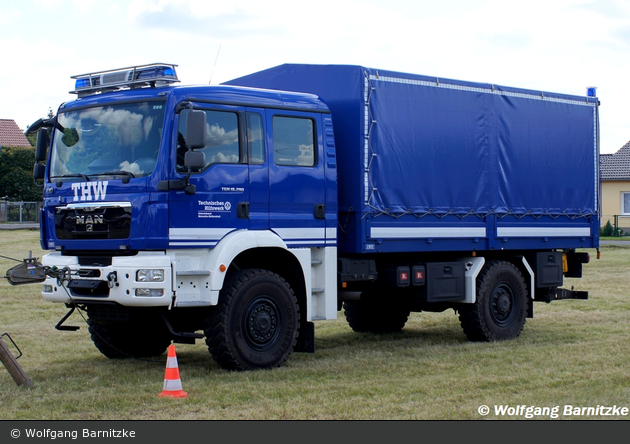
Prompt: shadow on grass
<box><xmin>38</xmin><ymin>320</ymin><xmax>471</xmax><ymax>377</ymax></box>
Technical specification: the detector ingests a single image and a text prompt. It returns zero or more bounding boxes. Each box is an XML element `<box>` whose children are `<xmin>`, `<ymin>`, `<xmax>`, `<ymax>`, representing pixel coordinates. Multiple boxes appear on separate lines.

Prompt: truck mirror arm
<box><xmin>157</xmin><ymin>150</ymin><xmax>204</xmax><ymax>194</ymax></box>
<box><xmin>157</xmin><ymin>177</ymin><xmax>196</xmax><ymax>195</ymax></box>
<box><xmin>26</xmin><ymin>117</ymin><xmax>65</xmax><ymax>135</ymax></box>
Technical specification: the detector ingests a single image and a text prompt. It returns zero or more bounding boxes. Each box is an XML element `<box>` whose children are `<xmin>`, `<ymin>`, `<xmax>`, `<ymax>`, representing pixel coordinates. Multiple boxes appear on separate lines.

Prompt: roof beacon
<box><xmin>587</xmin><ymin>86</ymin><xmax>597</xmax><ymax>97</ymax></box>
<box><xmin>70</xmin><ymin>63</ymin><xmax>179</xmax><ymax>97</ymax></box>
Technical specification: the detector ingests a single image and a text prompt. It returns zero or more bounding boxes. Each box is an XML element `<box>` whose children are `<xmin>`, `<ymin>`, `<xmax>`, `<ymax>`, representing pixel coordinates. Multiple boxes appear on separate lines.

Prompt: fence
<box><xmin>601</xmin><ymin>214</ymin><xmax>630</xmax><ymax>237</ymax></box>
<box><xmin>0</xmin><ymin>201</ymin><xmax>41</xmax><ymax>223</ymax></box>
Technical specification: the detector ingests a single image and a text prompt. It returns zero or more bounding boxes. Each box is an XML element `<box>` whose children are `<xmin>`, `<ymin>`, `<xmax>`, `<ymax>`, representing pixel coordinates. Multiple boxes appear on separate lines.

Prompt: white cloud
<box><xmin>2</xmin><ymin>0</ymin><xmax>630</xmax><ymax>151</ymax></box>
<box><xmin>0</xmin><ymin>7</ymin><xmax>21</xmax><ymax>24</ymax></box>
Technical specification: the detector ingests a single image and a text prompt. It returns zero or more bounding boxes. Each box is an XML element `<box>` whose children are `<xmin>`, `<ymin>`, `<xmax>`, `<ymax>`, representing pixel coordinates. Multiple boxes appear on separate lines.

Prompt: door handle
<box><xmin>237</xmin><ymin>202</ymin><xmax>250</xmax><ymax>219</ymax></box>
<box><xmin>314</xmin><ymin>204</ymin><xmax>326</xmax><ymax>220</ymax></box>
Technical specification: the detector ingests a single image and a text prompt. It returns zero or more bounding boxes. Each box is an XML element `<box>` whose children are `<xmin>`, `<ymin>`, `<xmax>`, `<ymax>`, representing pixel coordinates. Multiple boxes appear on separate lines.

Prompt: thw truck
<box><xmin>22</xmin><ymin>63</ymin><xmax>598</xmax><ymax>370</ymax></box>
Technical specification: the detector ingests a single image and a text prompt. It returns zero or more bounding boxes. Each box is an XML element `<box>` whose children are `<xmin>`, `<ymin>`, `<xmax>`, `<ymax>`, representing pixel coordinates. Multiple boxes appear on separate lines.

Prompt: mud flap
<box><xmin>294</xmin><ymin>321</ymin><xmax>315</xmax><ymax>353</ymax></box>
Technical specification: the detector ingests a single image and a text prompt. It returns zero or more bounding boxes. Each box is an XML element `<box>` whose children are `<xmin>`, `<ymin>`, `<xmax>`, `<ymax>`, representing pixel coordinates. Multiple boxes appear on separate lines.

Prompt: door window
<box><xmin>247</xmin><ymin>113</ymin><xmax>264</xmax><ymax>165</ymax></box>
<box><xmin>272</xmin><ymin>116</ymin><xmax>315</xmax><ymax>167</ymax></box>
<box><xmin>177</xmin><ymin>109</ymin><xmax>240</xmax><ymax>173</ymax></box>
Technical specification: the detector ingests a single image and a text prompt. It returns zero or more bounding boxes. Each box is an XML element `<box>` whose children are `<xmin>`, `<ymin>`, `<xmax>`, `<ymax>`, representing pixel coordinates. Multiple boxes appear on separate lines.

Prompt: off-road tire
<box><xmin>458</xmin><ymin>260</ymin><xmax>529</xmax><ymax>342</ymax></box>
<box><xmin>205</xmin><ymin>269</ymin><xmax>299</xmax><ymax>371</ymax></box>
<box><xmin>343</xmin><ymin>291</ymin><xmax>410</xmax><ymax>333</ymax></box>
<box><xmin>87</xmin><ymin>315</ymin><xmax>172</xmax><ymax>359</ymax></box>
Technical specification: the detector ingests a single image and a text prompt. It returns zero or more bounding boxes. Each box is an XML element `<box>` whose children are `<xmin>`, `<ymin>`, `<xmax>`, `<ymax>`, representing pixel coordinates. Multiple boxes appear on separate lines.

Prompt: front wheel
<box><xmin>87</xmin><ymin>311</ymin><xmax>172</xmax><ymax>359</ymax></box>
<box><xmin>205</xmin><ymin>269</ymin><xmax>299</xmax><ymax>371</ymax></box>
<box><xmin>458</xmin><ymin>260</ymin><xmax>529</xmax><ymax>342</ymax></box>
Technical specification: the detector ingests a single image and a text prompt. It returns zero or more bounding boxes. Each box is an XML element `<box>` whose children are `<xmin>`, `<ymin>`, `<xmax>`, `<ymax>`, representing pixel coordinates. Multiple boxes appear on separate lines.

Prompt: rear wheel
<box><xmin>458</xmin><ymin>260</ymin><xmax>528</xmax><ymax>342</ymax></box>
<box><xmin>343</xmin><ymin>290</ymin><xmax>411</xmax><ymax>333</ymax></box>
<box><xmin>205</xmin><ymin>269</ymin><xmax>299</xmax><ymax>371</ymax></box>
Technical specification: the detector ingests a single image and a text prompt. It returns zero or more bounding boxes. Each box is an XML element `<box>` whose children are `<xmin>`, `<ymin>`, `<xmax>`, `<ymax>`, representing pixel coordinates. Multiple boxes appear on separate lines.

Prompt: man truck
<box><xmin>21</xmin><ymin>63</ymin><xmax>598</xmax><ymax>370</ymax></box>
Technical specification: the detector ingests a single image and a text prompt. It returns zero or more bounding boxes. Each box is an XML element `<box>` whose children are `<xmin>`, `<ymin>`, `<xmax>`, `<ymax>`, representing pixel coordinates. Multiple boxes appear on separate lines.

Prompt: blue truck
<box><xmin>23</xmin><ymin>63</ymin><xmax>599</xmax><ymax>370</ymax></box>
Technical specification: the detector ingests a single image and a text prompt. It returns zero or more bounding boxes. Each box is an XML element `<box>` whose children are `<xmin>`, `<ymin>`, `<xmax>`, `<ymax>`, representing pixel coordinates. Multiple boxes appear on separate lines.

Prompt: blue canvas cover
<box><xmin>226</xmin><ymin>64</ymin><xmax>599</xmax><ymax>252</ymax></box>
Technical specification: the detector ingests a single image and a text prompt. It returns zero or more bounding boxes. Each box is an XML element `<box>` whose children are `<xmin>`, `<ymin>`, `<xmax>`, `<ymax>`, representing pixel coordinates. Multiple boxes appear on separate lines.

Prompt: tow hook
<box><xmin>107</xmin><ymin>271</ymin><xmax>118</xmax><ymax>288</ymax></box>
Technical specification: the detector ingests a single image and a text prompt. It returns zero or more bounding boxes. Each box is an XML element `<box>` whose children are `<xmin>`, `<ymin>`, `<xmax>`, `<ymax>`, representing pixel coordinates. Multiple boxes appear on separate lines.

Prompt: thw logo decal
<box><xmin>71</xmin><ymin>181</ymin><xmax>108</xmax><ymax>201</ymax></box>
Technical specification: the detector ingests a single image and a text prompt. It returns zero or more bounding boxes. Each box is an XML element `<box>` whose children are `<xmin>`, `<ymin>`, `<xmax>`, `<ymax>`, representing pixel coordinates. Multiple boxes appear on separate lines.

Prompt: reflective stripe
<box><xmin>169</xmin><ymin>228</ymin><xmax>233</xmax><ymax>240</ymax></box>
<box><xmin>497</xmin><ymin>227</ymin><xmax>591</xmax><ymax>237</ymax></box>
<box><xmin>163</xmin><ymin>378</ymin><xmax>183</xmax><ymax>391</ymax></box>
<box><xmin>166</xmin><ymin>356</ymin><xmax>179</xmax><ymax>369</ymax></box>
<box><xmin>371</xmin><ymin>226</ymin><xmax>486</xmax><ymax>239</ymax></box>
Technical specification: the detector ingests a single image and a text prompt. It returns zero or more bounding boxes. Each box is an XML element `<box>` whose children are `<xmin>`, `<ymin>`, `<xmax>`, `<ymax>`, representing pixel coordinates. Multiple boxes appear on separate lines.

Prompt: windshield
<box><xmin>50</xmin><ymin>101</ymin><xmax>165</xmax><ymax>180</ymax></box>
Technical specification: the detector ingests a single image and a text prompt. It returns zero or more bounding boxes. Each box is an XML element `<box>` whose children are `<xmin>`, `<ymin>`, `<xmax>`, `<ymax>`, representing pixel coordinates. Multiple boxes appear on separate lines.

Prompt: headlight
<box><xmin>136</xmin><ymin>269</ymin><xmax>164</xmax><ymax>282</ymax></box>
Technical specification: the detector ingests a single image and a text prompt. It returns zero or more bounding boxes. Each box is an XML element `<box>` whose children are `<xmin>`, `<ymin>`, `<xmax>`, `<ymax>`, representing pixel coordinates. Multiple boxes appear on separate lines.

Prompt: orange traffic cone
<box><xmin>159</xmin><ymin>344</ymin><xmax>188</xmax><ymax>398</ymax></box>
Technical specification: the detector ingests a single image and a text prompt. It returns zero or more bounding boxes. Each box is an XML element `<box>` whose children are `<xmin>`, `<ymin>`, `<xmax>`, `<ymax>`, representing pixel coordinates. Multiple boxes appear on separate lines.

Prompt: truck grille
<box><xmin>54</xmin><ymin>202</ymin><xmax>132</xmax><ymax>240</ymax></box>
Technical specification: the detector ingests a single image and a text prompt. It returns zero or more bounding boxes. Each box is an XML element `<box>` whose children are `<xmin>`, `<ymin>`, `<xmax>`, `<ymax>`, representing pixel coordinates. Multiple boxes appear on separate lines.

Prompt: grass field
<box><xmin>1</xmin><ymin>229</ymin><xmax>629</xmax><ymax>420</ymax></box>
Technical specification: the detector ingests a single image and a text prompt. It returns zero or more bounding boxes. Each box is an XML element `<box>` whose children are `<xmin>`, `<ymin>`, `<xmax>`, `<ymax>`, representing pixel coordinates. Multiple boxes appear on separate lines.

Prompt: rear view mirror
<box><xmin>184</xmin><ymin>150</ymin><xmax>206</xmax><ymax>171</ymax></box>
<box><xmin>33</xmin><ymin>163</ymin><xmax>45</xmax><ymax>180</ymax></box>
<box><xmin>35</xmin><ymin>129</ymin><xmax>48</xmax><ymax>162</ymax></box>
<box><xmin>186</xmin><ymin>110</ymin><xmax>206</xmax><ymax>149</ymax></box>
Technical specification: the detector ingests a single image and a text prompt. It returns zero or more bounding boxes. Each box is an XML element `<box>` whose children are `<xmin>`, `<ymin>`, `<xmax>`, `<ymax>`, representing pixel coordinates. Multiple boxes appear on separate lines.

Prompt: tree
<box><xmin>601</xmin><ymin>220</ymin><xmax>614</xmax><ymax>237</ymax></box>
<box><xmin>23</xmin><ymin>107</ymin><xmax>55</xmax><ymax>146</ymax></box>
<box><xmin>0</xmin><ymin>146</ymin><xmax>43</xmax><ymax>202</ymax></box>
<box><xmin>25</xmin><ymin>131</ymin><xmax>37</xmax><ymax>147</ymax></box>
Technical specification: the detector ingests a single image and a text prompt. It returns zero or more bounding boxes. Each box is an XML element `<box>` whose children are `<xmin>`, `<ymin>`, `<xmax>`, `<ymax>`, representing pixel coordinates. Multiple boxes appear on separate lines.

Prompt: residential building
<box><xmin>0</xmin><ymin>119</ymin><xmax>31</xmax><ymax>149</ymax></box>
<box><xmin>600</xmin><ymin>141</ymin><xmax>630</xmax><ymax>233</ymax></box>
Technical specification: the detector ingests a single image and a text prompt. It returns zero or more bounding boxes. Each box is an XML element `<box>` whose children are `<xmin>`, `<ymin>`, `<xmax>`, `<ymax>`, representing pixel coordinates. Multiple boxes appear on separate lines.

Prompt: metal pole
<box><xmin>614</xmin><ymin>215</ymin><xmax>619</xmax><ymax>237</ymax></box>
<box><xmin>0</xmin><ymin>335</ymin><xmax>33</xmax><ymax>387</ymax></box>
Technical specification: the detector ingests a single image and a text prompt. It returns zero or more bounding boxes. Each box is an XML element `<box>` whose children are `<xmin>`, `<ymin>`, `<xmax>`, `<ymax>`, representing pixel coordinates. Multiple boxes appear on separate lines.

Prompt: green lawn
<box><xmin>1</xmin><ymin>230</ymin><xmax>628</xmax><ymax>420</ymax></box>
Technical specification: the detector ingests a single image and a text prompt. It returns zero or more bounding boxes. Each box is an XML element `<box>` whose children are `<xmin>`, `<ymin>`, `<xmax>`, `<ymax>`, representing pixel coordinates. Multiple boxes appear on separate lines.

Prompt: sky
<box><xmin>2</xmin><ymin>0</ymin><xmax>629</xmax><ymax>153</ymax></box>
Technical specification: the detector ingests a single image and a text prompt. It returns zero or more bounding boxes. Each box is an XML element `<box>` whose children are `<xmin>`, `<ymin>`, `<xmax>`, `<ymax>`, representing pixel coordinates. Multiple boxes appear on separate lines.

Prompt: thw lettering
<box><xmin>71</xmin><ymin>181</ymin><xmax>108</xmax><ymax>202</ymax></box>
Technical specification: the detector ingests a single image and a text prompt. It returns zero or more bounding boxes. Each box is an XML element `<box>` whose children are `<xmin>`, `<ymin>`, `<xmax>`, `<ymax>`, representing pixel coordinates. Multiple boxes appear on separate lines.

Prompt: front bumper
<box><xmin>41</xmin><ymin>251</ymin><xmax>173</xmax><ymax>307</ymax></box>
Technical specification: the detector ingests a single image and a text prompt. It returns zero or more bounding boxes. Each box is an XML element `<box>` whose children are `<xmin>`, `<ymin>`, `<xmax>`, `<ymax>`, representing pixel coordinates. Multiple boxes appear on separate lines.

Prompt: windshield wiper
<box><xmin>88</xmin><ymin>171</ymin><xmax>135</xmax><ymax>184</ymax></box>
<box><xmin>50</xmin><ymin>174</ymin><xmax>90</xmax><ymax>184</ymax></box>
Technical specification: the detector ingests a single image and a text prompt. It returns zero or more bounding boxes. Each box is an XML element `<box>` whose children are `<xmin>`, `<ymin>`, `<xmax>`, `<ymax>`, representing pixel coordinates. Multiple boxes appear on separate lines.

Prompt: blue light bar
<box><xmin>70</xmin><ymin>63</ymin><xmax>179</xmax><ymax>97</ymax></box>
<box><xmin>136</xmin><ymin>66</ymin><xmax>177</xmax><ymax>80</ymax></box>
<box><xmin>587</xmin><ymin>86</ymin><xmax>597</xmax><ymax>97</ymax></box>
<box><xmin>74</xmin><ymin>78</ymin><xmax>92</xmax><ymax>90</ymax></box>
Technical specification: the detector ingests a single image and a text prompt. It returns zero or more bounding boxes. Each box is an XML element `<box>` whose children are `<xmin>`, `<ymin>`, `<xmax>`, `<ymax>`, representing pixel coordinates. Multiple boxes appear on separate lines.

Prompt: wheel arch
<box><xmin>229</xmin><ymin>246</ymin><xmax>307</xmax><ymax>316</ymax></box>
<box><xmin>205</xmin><ymin>230</ymin><xmax>307</xmax><ymax>320</ymax></box>
<box><xmin>511</xmin><ymin>256</ymin><xmax>535</xmax><ymax>319</ymax></box>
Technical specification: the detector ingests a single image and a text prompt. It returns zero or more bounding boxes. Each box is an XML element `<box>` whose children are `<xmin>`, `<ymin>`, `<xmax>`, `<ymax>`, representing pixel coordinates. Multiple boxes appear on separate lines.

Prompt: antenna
<box><xmin>209</xmin><ymin>43</ymin><xmax>222</xmax><ymax>84</ymax></box>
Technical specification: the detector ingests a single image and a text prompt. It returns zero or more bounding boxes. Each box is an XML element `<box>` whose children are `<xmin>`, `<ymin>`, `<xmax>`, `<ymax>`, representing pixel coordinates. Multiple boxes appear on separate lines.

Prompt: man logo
<box><xmin>76</xmin><ymin>215</ymin><xmax>104</xmax><ymax>225</ymax></box>
<box><xmin>76</xmin><ymin>214</ymin><xmax>104</xmax><ymax>232</ymax></box>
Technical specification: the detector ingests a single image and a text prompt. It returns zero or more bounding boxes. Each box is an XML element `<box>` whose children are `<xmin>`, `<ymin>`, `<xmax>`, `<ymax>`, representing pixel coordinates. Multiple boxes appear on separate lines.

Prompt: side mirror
<box><xmin>184</xmin><ymin>150</ymin><xmax>206</xmax><ymax>171</ymax></box>
<box><xmin>186</xmin><ymin>110</ymin><xmax>206</xmax><ymax>149</ymax></box>
<box><xmin>35</xmin><ymin>129</ymin><xmax>48</xmax><ymax>162</ymax></box>
<box><xmin>33</xmin><ymin>163</ymin><xmax>45</xmax><ymax>180</ymax></box>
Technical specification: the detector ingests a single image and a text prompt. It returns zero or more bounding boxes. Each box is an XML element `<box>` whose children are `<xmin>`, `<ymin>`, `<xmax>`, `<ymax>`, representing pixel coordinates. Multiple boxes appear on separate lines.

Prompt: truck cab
<box><xmin>33</xmin><ymin>64</ymin><xmax>338</xmax><ymax>370</ymax></box>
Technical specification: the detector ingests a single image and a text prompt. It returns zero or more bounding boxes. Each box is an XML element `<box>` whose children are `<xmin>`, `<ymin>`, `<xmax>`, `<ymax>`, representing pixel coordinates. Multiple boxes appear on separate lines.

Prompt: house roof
<box><xmin>601</xmin><ymin>141</ymin><xmax>630</xmax><ymax>180</ymax></box>
<box><xmin>0</xmin><ymin>119</ymin><xmax>31</xmax><ymax>148</ymax></box>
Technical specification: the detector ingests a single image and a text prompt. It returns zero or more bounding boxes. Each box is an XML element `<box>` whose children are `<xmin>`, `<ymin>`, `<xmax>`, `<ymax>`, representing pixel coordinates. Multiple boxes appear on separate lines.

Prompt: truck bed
<box><xmin>226</xmin><ymin>64</ymin><xmax>600</xmax><ymax>254</ymax></box>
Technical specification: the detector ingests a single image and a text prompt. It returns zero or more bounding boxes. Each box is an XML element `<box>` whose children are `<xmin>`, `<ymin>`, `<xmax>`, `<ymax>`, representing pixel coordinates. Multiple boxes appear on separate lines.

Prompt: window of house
<box><xmin>622</xmin><ymin>192</ymin><xmax>630</xmax><ymax>215</ymax></box>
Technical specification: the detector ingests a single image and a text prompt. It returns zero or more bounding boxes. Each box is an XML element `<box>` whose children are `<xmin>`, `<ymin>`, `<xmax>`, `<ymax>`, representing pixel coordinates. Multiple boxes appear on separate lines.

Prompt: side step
<box><xmin>161</xmin><ymin>313</ymin><xmax>204</xmax><ymax>345</ymax></box>
<box><xmin>554</xmin><ymin>288</ymin><xmax>589</xmax><ymax>300</ymax></box>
